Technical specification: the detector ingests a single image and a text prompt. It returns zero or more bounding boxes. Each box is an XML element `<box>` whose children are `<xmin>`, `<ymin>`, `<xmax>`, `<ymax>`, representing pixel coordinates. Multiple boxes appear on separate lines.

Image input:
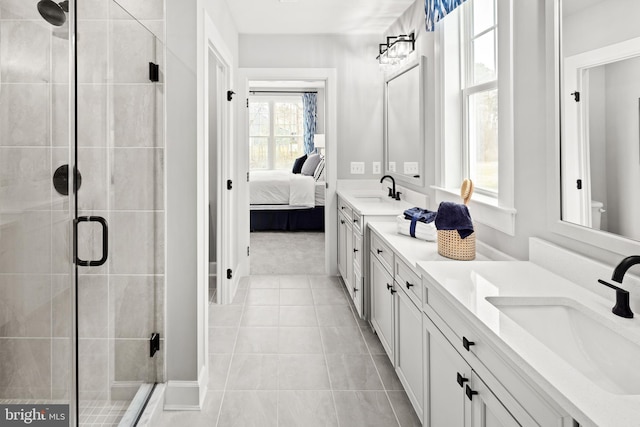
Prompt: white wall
<box><xmin>239</xmin><ymin>34</ymin><xmax>383</xmax><ymax>179</ymax></box>
<box><xmin>165</xmin><ymin>0</ymin><xmax>238</xmax><ymax>407</ymax></box>
<box><xmin>380</xmin><ymin>0</ymin><xmax>639</xmax><ymax>263</ymax></box>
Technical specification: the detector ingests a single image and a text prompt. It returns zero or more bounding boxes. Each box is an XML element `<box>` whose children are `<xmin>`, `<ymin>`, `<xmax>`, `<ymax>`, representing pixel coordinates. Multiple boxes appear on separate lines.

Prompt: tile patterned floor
<box><xmin>79</xmin><ymin>400</ymin><xmax>129</xmax><ymax>426</ymax></box>
<box><xmin>156</xmin><ymin>274</ymin><xmax>421</xmax><ymax>427</ymax></box>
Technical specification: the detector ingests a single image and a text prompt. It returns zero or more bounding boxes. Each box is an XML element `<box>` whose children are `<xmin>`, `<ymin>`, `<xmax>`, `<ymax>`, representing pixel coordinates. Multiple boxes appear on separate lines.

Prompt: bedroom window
<box><xmin>249</xmin><ymin>97</ymin><xmax>305</xmax><ymax>170</ymax></box>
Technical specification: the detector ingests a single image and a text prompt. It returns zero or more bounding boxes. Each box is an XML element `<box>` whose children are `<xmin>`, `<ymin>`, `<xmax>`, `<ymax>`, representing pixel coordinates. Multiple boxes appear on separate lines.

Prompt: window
<box><xmin>462</xmin><ymin>0</ymin><xmax>498</xmax><ymax>195</ymax></box>
<box><xmin>249</xmin><ymin>97</ymin><xmax>304</xmax><ymax>170</ymax></box>
<box><xmin>438</xmin><ymin>0</ymin><xmax>515</xmax><ymax>235</ymax></box>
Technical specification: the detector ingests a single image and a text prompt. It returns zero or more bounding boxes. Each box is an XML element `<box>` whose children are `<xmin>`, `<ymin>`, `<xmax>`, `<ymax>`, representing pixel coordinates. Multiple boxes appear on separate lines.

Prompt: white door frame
<box><xmin>197</xmin><ymin>9</ymin><xmax>234</xmax><ymax>380</ymax></box>
<box><xmin>236</xmin><ymin>68</ymin><xmax>338</xmax><ymax>277</ymax></box>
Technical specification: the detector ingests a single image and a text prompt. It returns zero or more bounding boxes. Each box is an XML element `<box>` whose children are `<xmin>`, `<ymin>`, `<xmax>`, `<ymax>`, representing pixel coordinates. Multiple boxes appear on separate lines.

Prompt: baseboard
<box><xmin>163</xmin><ymin>366</ymin><xmax>208</xmax><ymax>411</ymax></box>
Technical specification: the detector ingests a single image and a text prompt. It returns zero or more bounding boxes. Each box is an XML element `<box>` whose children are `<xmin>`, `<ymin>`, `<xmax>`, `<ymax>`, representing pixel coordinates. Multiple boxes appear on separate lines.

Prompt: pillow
<box><xmin>313</xmin><ymin>158</ymin><xmax>325</xmax><ymax>181</ymax></box>
<box><xmin>292</xmin><ymin>154</ymin><xmax>307</xmax><ymax>174</ymax></box>
<box><xmin>301</xmin><ymin>153</ymin><xmax>321</xmax><ymax>176</ymax></box>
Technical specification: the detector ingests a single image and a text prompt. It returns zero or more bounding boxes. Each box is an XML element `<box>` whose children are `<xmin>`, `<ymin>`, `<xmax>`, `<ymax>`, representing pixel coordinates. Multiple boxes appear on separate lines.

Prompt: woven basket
<box><xmin>437</xmin><ymin>230</ymin><xmax>476</xmax><ymax>261</ymax></box>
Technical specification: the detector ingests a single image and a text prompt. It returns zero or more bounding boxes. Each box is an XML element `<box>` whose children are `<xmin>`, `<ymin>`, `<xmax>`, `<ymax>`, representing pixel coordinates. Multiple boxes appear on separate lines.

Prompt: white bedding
<box><xmin>250</xmin><ymin>170</ymin><xmax>321</xmax><ymax>208</ymax></box>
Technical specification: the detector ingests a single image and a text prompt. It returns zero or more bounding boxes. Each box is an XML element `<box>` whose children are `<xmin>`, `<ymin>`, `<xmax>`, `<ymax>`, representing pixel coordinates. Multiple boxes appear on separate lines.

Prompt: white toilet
<box><xmin>591</xmin><ymin>200</ymin><xmax>605</xmax><ymax>230</ymax></box>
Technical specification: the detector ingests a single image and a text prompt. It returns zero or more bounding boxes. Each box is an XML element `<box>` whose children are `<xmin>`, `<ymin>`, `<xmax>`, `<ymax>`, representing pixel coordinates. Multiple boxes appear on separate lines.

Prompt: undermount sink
<box><xmin>487</xmin><ymin>297</ymin><xmax>640</xmax><ymax>395</ymax></box>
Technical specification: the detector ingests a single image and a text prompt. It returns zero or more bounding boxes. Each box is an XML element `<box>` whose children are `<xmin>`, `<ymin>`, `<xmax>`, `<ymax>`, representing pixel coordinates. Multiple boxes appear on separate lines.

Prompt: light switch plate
<box><xmin>404</xmin><ymin>162</ymin><xmax>419</xmax><ymax>174</ymax></box>
<box><xmin>350</xmin><ymin>162</ymin><xmax>365</xmax><ymax>174</ymax></box>
<box><xmin>388</xmin><ymin>162</ymin><xmax>396</xmax><ymax>172</ymax></box>
<box><xmin>372</xmin><ymin>162</ymin><xmax>381</xmax><ymax>174</ymax></box>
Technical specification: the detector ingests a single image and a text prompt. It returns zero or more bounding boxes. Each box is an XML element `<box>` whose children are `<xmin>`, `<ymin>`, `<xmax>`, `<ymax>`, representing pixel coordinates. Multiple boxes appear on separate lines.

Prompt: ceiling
<box><xmin>225</xmin><ymin>0</ymin><xmax>416</xmax><ymax>34</ymax></box>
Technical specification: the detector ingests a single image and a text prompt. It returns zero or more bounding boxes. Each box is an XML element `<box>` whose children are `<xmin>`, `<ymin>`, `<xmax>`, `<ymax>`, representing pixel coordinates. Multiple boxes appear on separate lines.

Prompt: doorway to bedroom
<box><xmin>247</xmin><ymin>80</ymin><xmax>327</xmax><ymax>275</ymax></box>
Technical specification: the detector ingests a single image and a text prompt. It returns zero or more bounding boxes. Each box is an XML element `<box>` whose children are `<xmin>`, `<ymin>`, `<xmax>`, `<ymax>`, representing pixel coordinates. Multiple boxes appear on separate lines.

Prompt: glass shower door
<box><xmin>0</xmin><ymin>0</ymin><xmax>75</xmax><ymax>423</ymax></box>
<box><xmin>74</xmin><ymin>1</ymin><xmax>164</xmax><ymax>424</ymax></box>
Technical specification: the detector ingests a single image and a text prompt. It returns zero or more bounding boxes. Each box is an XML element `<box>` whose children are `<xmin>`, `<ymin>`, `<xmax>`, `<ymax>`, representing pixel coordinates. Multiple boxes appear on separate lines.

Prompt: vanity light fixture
<box><xmin>376</xmin><ymin>33</ymin><xmax>415</xmax><ymax>70</ymax></box>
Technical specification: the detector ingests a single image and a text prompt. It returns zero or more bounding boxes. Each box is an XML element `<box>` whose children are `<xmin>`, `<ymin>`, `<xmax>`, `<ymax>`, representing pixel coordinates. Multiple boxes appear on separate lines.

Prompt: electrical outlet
<box><xmin>350</xmin><ymin>162</ymin><xmax>365</xmax><ymax>174</ymax></box>
<box><xmin>388</xmin><ymin>162</ymin><xmax>396</xmax><ymax>172</ymax></box>
<box><xmin>372</xmin><ymin>162</ymin><xmax>381</xmax><ymax>174</ymax></box>
<box><xmin>404</xmin><ymin>162</ymin><xmax>419</xmax><ymax>174</ymax></box>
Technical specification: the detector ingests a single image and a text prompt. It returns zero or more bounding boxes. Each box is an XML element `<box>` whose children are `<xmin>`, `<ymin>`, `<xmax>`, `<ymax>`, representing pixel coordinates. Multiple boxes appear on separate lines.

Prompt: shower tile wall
<box><xmin>75</xmin><ymin>0</ymin><xmax>165</xmax><ymax>402</ymax></box>
<box><xmin>0</xmin><ymin>0</ymin><xmax>72</xmax><ymax>401</ymax></box>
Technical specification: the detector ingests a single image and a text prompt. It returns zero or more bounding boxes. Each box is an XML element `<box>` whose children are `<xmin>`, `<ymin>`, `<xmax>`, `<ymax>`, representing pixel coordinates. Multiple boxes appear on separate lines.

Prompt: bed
<box><xmin>250</xmin><ymin>169</ymin><xmax>325</xmax><ymax>231</ymax></box>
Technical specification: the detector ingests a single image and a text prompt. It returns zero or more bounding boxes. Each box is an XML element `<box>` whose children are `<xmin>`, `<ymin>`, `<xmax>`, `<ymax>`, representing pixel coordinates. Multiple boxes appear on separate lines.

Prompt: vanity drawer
<box><xmin>338</xmin><ymin>198</ymin><xmax>353</xmax><ymax>221</ymax></box>
<box><xmin>371</xmin><ymin>232</ymin><xmax>394</xmax><ymax>274</ymax></box>
<box><xmin>395</xmin><ymin>258</ymin><xmax>421</xmax><ymax>306</ymax></box>
<box><xmin>352</xmin><ymin>212</ymin><xmax>363</xmax><ymax>233</ymax></box>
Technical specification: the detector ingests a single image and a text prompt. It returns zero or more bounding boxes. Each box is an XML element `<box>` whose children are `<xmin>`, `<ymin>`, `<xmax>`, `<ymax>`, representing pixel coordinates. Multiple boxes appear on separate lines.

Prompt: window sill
<box><xmin>432</xmin><ymin>186</ymin><xmax>517</xmax><ymax>236</ymax></box>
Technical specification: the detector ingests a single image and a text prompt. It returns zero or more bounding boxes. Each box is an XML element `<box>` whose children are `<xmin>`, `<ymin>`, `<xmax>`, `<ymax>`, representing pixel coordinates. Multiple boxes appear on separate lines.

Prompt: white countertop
<box><xmin>336</xmin><ymin>189</ymin><xmax>413</xmax><ymax>216</ymax></box>
<box><xmin>368</xmin><ymin>221</ymin><xmax>489</xmax><ymax>268</ymax></box>
<box><xmin>417</xmin><ymin>260</ymin><xmax>640</xmax><ymax>427</ymax></box>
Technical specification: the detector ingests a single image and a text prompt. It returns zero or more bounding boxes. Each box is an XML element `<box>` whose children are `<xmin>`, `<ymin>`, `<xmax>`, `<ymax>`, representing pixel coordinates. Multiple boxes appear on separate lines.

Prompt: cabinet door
<box><xmin>424</xmin><ymin>313</ymin><xmax>469</xmax><ymax>427</ymax></box>
<box><xmin>370</xmin><ymin>257</ymin><xmax>395</xmax><ymax>360</ymax></box>
<box><xmin>396</xmin><ymin>287</ymin><xmax>423</xmax><ymax>421</ymax></box>
<box><xmin>468</xmin><ymin>373</ymin><xmax>520</xmax><ymax>427</ymax></box>
<box><xmin>353</xmin><ymin>267</ymin><xmax>363</xmax><ymax>317</ymax></box>
<box><xmin>337</xmin><ymin>213</ymin><xmax>348</xmax><ymax>282</ymax></box>
<box><xmin>345</xmin><ymin>221</ymin><xmax>354</xmax><ymax>295</ymax></box>
<box><xmin>353</xmin><ymin>231</ymin><xmax>363</xmax><ymax>272</ymax></box>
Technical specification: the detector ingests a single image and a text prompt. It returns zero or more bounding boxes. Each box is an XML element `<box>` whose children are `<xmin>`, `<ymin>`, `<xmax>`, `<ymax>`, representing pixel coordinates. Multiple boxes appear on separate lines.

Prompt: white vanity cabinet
<box><xmin>424</xmin><ymin>311</ymin><xmax>520</xmax><ymax>427</ymax></box>
<box><xmin>370</xmin><ymin>240</ymin><xmax>395</xmax><ymax>360</ymax></box>
<box><xmin>337</xmin><ymin>194</ymin><xmax>406</xmax><ymax>318</ymax></box>
<box><xmin>423</xmin><ymin>276</ymin><xmax>571</xmax><ymax>427</ymax></box>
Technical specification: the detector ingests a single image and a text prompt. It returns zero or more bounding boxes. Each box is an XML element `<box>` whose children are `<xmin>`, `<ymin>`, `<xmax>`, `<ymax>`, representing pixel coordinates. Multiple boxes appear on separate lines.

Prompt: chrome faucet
<box><xmin>380</xmin><ymin>175</ymin><xmax>400</xmax><ymax>200</ymax></box>
<box><xmin>598</xmin><ymin>255</ymin><xmax>640</xmax><ymax>318</ymax></box>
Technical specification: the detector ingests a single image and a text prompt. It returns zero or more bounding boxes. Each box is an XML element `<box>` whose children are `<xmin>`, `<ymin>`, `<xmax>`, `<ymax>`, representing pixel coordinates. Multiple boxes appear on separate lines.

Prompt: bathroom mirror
<box><xmin>384</xmin><ymin>55</ymin><xmax>426</xmax><ymax>186</ymax></box>
<box><xmin>558</xmin><ymin>0</ymin><xmax>640</xmax><ymax>247</ymax></box>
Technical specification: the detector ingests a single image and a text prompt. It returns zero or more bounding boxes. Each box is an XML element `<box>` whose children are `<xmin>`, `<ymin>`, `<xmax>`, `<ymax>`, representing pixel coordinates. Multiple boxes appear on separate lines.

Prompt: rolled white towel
<box><xmin>396</xmin><ymin>215</ymin><xmax>437</xmax><ymax>241</ymax></box>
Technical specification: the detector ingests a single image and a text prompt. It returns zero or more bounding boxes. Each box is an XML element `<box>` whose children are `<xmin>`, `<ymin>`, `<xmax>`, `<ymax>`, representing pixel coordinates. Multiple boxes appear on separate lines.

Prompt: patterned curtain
<box><xmin>425</xmin><ymin>0</ymin><xmax>468</xmax><ymax>31</ymax></box>
<box><xmin>302</xmin><ymin>93</ymin><xmax>317</xmax><ymax>155</ymax></box>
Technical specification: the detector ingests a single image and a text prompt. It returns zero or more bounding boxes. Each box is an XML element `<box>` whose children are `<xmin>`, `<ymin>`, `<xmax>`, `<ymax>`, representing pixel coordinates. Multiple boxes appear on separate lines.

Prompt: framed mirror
<box><xmin>550</xmin><ymin>0</ymin><xmax>640</xmax><ymax>254</ymax></box>
<box><xmin>384</xmin><ymin>55</ymin><xmax>426</xmax><ymax>186</ymax></box>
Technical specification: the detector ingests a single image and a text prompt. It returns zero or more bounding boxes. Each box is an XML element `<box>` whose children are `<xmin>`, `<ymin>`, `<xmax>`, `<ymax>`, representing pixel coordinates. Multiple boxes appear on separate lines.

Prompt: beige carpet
<box><xmin>250</xmin><ymin>231</ymin><xmax>325</xmax><ymax>275</ymax></box>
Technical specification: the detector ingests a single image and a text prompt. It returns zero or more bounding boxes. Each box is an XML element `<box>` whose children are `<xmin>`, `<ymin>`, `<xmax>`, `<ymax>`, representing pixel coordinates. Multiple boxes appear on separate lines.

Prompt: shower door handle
<box><xmin>75</xmin><ymin>216</ymin><xmax>109</xmax><ymax>267</ymax></box>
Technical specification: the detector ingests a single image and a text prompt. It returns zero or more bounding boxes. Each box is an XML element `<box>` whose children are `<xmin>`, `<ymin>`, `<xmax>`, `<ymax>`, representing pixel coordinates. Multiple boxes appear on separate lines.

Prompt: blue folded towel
<box><xmin>434</xmin><ymin>201</ymin><xmax>474</xmax><ymax>239</ymax></box>
<box><xmin>403</xmin><ymin>207</ymin><xmax>436</xmax><ymax>238</ymax></box>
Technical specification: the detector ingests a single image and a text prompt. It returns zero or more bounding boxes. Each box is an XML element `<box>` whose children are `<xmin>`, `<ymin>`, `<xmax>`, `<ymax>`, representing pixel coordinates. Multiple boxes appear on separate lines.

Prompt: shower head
<box><xmin>37</xmin><ymin>0</ymin><xmax>67</xmax><ymax>27</ymax></box>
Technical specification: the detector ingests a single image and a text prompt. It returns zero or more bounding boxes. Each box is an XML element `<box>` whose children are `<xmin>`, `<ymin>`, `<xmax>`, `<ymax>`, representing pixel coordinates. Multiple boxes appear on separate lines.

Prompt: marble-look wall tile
<box><xmin>78</xmin><ymin>338</ymin><xmax>108</xmax><ymax>401</ymax></box>
<box><xmin>0</xmin><ymin>338</ymin><xmax>51</xmax><ymax>399</ymax></box>
<box><xmin>52</xmin><ymin>85</ymin><xmax>70</xmax><ymax>148</ymax></box>
<box><xmin>0</xmin><ymin>147</ymin><xmax>51</xmax><ymax>207</ymax></box>
<box><xmin>0</xmin><ymin>20</ymin><xmax>50</xmax><ymax>83</ymax></box>
<box><xmin>51</xmin><ymin>338</ymin><xmax>71</xmax><ymax>400</ymax></box>
<box><xmin>76</xmin><ymin>20</ymin><xmax>108</xmax><ymax>84</ymax></box>
<box><xmin>114</xmin><ymin>339</ymin><xmax>161</xmax><ymax>382</ymax></box>
<box><xmin>111</xmin><ymin>20</ymin><xmax>156</xmax><ymax>84</ymax></box>
<box><xmin>112</xmin><ymin>148</ymin><xmax>163</xmax><ymax>210</ymax></box>
<box><xmin>77</xmin><ymin>84</ymin><xmax>109</xmax><ymax>148</ymax></box>
<box><xmin>0</xmin><ymin>211</ymin><xmax>52</xmax><ymax>274</ymax></box>
<box><xmin>51</xmin><ymin>274</ymin><xmax>72</xmax><ymax>338</ymax></box>
<box><xmin>0</xmin><ymin>275</ymin><xmax>52</xmax><ymax>337</ymax></box>
<box><xmin>0</xmin><ymin>0</ymin><xmax>42</xmax><ymax>20</ymax></box>
<box><xmin>109</xmin><ymin>211</ymin><xmax>164</xmax><ymax>274</ymax></box>
<box><xmin>77</xmin><ymin>0</ymin><xmax>109</xmax><ymax>20</ymax></box>
<box><xmin>112</xmin><ymin>84</ymin><xmax>160</xmax><ymax>148</ymax></box>
<box><xmin>114</xmin><ymin>0</ymin><xmax>164</xmax><ymax>21</ymax></box>
<box><xmin>77</xmin><ymin>148</ymin><xmax>109</xmax><ymax>210</ymax></box>
<box><xmin>78</xmin><ymin>275</ymin><xmax>108</xmax><ymax>338</ymax></box>
<box><xmin>0</xmin><ymin>84</ymin><xmax>49</xmax><ymax>146</ymax></box>
<box><xmin>110</xmin><ymin>275</ymin><xmax>163</xmax><ymax>338</ymax></box>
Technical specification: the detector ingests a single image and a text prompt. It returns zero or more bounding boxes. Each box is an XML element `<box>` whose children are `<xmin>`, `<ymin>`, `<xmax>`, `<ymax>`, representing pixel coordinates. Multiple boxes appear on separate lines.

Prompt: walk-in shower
<box><xmin>0</xmin><ymin>1</ymin><xmax>165</xmax><ymax>425</ymax></box>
